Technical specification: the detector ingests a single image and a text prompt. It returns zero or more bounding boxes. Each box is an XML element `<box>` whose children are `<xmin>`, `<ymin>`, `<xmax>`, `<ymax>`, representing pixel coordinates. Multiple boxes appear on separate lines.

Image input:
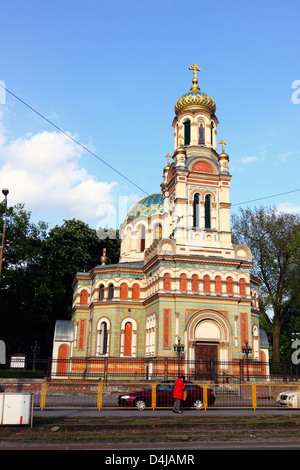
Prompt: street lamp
<box><xmin>0</xmin><ymin>188</ymin><xmax>9</xmax><ymax>282</ymax></box>
<box><xmin>242</xmin><ymin>340</ymin><xmax>252</xmax><ymax>381</ymax></box>
<box><xmin>173</xmin><ymin>336</ymin><xmax>184</xmax><ymax>376</ymax></box>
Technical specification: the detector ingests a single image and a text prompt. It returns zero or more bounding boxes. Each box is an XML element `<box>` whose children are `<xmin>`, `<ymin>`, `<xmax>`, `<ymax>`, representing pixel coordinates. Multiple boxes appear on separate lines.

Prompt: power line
<box><xmin>0</xmin><ymin>83</ymin><xmax>149</xmax><ymax>196</ymax></box>
<box><xmin>1</xmin><ymin>83</ymin><xmax>299</xmax><ymax>209</ymax></box>
<box><xmin>231</xmin><ymin>189</ymin><xmax>300</xmax><ymax>207</ymax></box>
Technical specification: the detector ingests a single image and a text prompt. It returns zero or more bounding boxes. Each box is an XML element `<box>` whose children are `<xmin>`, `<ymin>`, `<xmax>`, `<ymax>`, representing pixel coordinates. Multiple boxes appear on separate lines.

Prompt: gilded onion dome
<box><xmin>126</xmin><ymin>193</ymin><xmax>164</xmax><ymax>221</ymax></box>
<box><xmin>174</xmin><ymin>63</ymin><xmax>216</xmax><ymax>115</ymax></box>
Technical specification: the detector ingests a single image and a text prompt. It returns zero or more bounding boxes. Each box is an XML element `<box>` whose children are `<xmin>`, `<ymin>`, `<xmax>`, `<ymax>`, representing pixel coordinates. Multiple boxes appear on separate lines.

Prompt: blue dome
<box><xmin>127</xmin><ymin>193</ymin><xmax>164</xmax><ymax>221</ymax></box>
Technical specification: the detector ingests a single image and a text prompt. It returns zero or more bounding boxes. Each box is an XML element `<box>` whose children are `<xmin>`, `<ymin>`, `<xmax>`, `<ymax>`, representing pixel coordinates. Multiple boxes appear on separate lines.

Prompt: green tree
<box><xmin>232</xmin><ymin>206</ymin><xmax>300</xmax><ymax>363</ymax></box>
<box><xmin>33</xmin><ymin>220</ymin><xmax>120</xmax><ymax>354</ymax></box>
<box><xmin>0</xmin><ymin>202</ymin><xmax>48</xmax><ymax>356</ymax></box>
<box><xmin>1</xmin><ymin>201</ymin><xmax>120</xmax><ymax>357</ymax></box>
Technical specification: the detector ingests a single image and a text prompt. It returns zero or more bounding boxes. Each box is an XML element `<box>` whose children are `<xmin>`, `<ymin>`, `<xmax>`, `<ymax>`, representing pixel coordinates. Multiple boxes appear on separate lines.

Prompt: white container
<box><xmin>2</xmin><ymin>393</ymin><xmax>32</xmax><ymax>425</ymax></box>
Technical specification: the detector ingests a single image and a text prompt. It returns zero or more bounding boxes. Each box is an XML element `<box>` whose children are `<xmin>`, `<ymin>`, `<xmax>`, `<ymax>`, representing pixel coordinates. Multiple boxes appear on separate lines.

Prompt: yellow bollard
<box><xmin>252</xmin><ymin>384</ymin><xmax>257</xmax><ymax>410</ymax></box>
<box><xmin>151</xmin><ymin>383</ymin><xmax>157</xmax><ymax>411</ymax></box>
<box><xmin>97</xmin><ymin>383</ymin><xmax>103</xmax><ymax>410</ymax></box>
<box><xmin>40</xmin><ymin>382</ymin><xmax>47</xmax><ymax>411</ymax></box>
<box><xmin>203</xmin><ymin>385</ymin><xmax>208</xmax><ymax>410</ymax></box>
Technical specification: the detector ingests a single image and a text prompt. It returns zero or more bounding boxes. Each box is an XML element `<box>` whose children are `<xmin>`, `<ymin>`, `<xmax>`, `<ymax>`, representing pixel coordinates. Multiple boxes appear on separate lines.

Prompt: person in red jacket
<box><xmin>172</xmin><ymin>376</ymin><xmax>185</xmax><ymax>413</ymax></box>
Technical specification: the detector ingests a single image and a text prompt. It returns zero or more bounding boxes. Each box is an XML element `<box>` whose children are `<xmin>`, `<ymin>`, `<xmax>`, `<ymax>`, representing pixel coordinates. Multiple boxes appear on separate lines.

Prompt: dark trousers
<box><xmin>173</xmin><ymin>398</ymin><xmax>182</xmax><ymax>412</ymax></box>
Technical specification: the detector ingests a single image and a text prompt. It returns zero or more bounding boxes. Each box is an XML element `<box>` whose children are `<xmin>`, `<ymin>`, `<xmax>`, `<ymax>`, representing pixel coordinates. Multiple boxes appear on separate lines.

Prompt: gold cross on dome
<box><xmin>189</xmin><ymin>63</ymin><xmax>201</xmax><ymax>79</ymax></box>
<box><xmin>165</xmin><ymin>153</ymin><xmax>171</xmax><ymax>166</ymax></box>
<box><xmin>219</xmin><ymin>139</ymin><xmax>227</xmax><ymax>153</ymax></box>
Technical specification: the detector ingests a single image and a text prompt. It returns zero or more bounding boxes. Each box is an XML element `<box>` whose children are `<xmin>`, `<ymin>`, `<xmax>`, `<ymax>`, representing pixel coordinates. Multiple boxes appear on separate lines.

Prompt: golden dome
<box><xmin>174</xmin><ymin>64</ymin><xmax>216</xmax><ymax>115</ymax></box>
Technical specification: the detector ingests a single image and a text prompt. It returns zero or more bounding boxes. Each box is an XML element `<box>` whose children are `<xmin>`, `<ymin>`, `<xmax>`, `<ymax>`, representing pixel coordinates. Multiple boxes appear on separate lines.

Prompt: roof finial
<box><xmin>101</xmin><ymin>248</ymin><xmax>108</xmax><ymax>265</ymax></box>
<box><xmin>189</xmin><ymin>63</ymin><xmax>201</xmax><ymax>92</ymax></box>
<box><xmin>219</xmin><ymin>139</ymin><xmax>227</xmax><ymax>154</ymax></box>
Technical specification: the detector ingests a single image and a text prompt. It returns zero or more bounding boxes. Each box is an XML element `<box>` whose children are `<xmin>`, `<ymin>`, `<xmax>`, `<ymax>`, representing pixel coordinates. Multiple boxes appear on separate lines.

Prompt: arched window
<box><xmin>183</xmin><ymin>119</ymin><xmax>191</xmax><ymax>145</ymax></box>
<box><xmin>97</xmin><ymin>320</ymin><xmax>108</xmax><ymax>355</ymax></box>
<box><xmin>180</xmin><ymin>273</ymin><xmax>187</xmax><ymax>292</ymax></box>
<box><xmin>99</xmin><ymin>284</ymin><xmax>104</xmax><ymax>301</ymax></box>
<box><xmin>205</xmin><ymin>194</ymin><xmax>211</xmax><ymax>229</ymax></box>
<box><xmin>193</xmin><ymin>194</ymin><xmax>199</xmax><ymax>229</ymax></box>
<box><xmin>192</xmin><ymin>274</ymin><xmax>199</xmax><ymax>293</ymax></box>
<box><xmin>210</xmin><ymin>121</ymin><xmax>214</xmax><ymax>145</ymax></box>
<box><xmin>239</xmin><ymin>278</ymin><xmax>246</xmax><ymax>296</ymax></box>
<box><xmin>120</xmin><ymin>283</ymin><xmax>128</xmax><ymax>300</ymax></box>
<box><xmin>226</xmin><ymin>277</ymin><xmax>233</xmax><ymax>295</ymax></box>
<box><xmin>203</xmin><ymin>275</ymin><xmax>211</xmax><ymax>294</ymax></box>
<box><xmin>132</xmin><ymin>283</ymin><xmax>140</xmax><ymax>300</ymax></box>
<box><xmin>199</xmin><ymin>122</ymin><xmax>205</xmax><ymax>144</ymax></box>
<box><xmin>154</xmin><ymin>223</ymin><xmax>162</xmax><ymax>239</ymax></box>
<box><xmin>138</xmin><ymin>225</ymin><xmax>146</xmax><ymax>252</ymax></box>
<box><xmin>215</xmin><ymin>276</ymin><xmax>222</xmax><ymax>294</ymax></box>
<box><xmin>80</xmin><ymin>289</ymin><xmax>88</xmax><ymax>304</ymax></box>
<box><xmin>124</xmin><ymin>322</ymin><xmax>133</xmax><ymax>356</ymax></box>
<box><xmin>108</xmin><ymin>283</ymin><xmax>114</xmax><ymax>300</ymax></box>
<box><xmin>164</xmin><ymin>273</ymin><xmax>171</xmax><ymax>291</ymax></box>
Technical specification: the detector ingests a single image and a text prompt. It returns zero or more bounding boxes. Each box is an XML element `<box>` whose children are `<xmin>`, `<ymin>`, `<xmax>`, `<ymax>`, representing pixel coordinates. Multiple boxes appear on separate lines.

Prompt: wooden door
<box><xmin>195</xmin><ymin>344</ymin><xmax>217</xmax><ymax>380</ymax></box>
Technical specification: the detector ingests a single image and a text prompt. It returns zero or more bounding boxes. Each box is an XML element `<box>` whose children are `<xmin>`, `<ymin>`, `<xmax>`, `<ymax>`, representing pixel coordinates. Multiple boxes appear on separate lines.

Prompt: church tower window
<box><xmin>193</xmin><ymin>194</ymin><xmax>200</xmax><ymax>228</ymax></box>
<box><xmin>205</xmin><ymin>195</ymin><xmax>211</xmax><ymax>229</ymax></box>
<box><xmin>99</xmin><ymin>284</ymin><xmax>104</xmax><ymax>300</ymax></box>
<box><xmin>139</xmin><ymin>225</ymin><xmax>146</xmax><ymax>252</ymax></box>
<box><xmin>108</xmin><ymin>284</ymin><xmax>114</xmax><ymax>300</ymax></box>
<box><xmin>210</xmin><ymin>121</ymin><xmax>214</xmax><ymax>145</ymax></box>
<box><xmin>199</xmin><ymin>122</ymin><xmax>205</xmax><ymax>144</ymax></box>
<box><xmin>183</xmin><ymin>119</ymin><xmax>191</xmax><ymax>145</ymax></box>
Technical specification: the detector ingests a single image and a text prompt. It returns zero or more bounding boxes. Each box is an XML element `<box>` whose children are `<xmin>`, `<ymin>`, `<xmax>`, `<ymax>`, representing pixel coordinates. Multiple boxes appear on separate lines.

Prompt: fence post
<box><xmin>97</xmin><ymin>383</ymin><xmax>103</xmax><ymax>410</ymax></box>
<box><xmin>252</xmin><ymin>384</ymin><xmax>257</xmax><ymax>410</ymax></box>
<box><xmin>40</xmin><ymin>382</ymin><xmax>47</xmax><ymax>410</ymax></box>
<box><xmin>151</xmin><ymin>383</ymin><xmax>156</xmax><ymax>411</ymax></box>
<box><xmin>203</xmin><ymin>385</ymin><xmax>208</xmax><ymax>410</ymax></box>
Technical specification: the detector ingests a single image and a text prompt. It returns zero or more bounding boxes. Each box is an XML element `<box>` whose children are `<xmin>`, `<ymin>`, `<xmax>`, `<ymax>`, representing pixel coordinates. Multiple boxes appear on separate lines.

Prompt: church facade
<box><xmin>52</xmin><ymin>64</ymin><xmax>269</xmax><ymax>379</ymax></box>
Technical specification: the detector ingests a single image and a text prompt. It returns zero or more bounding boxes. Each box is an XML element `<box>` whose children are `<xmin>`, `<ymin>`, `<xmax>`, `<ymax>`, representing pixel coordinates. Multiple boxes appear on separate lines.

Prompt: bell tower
<box><xmin>161</xmin><ymin>64</ymin><xmax>233</xmax><ymax>258</ymax></box>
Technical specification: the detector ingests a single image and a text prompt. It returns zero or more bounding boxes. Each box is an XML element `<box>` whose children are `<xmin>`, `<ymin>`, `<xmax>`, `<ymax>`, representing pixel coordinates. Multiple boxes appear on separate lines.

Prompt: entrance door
<box><xmin>195</xmin><ymin>343</ymin><xmax>218</xmax><ymax>380</ymax></box>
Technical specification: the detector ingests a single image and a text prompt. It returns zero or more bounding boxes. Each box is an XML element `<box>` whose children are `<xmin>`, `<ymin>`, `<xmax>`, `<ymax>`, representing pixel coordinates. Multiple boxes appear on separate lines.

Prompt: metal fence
<box><xmin>36</xmin><ymin>381</ymin><xmax>300</xmax><ymax>411</ymax></box>
<box><xmin>48</xmin><ymin>356</ymin><xmax>300</xmax><ymax>382</ymax></box>
<box><xmin>2</xmin><ymin>356</ymin><xmax>300</xmax><ymax>382</ymax></box>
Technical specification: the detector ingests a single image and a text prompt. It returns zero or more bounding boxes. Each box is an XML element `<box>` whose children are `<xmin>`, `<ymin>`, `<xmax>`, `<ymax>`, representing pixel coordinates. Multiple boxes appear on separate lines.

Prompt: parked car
<box><xmin>118</xmin><ymin>380</ymin><xmax>215</xmax><ymax>410</ymax></box>
<box><xmin>276</xmin><ymin>390</ymin><xmax>300</xmax><ymax>408</ymax></box>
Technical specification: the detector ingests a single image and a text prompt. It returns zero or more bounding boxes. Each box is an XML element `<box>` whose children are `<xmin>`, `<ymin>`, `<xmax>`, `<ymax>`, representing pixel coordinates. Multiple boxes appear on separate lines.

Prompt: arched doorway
<box><xmin>58</xmin><ymin>344</ymin><xmax>69</xmax><ymax>376</ymax></box>
<box><xmin>186</xmin><ymin>310</ymin><xmax>231</xmax><ymax>380</ymax></box>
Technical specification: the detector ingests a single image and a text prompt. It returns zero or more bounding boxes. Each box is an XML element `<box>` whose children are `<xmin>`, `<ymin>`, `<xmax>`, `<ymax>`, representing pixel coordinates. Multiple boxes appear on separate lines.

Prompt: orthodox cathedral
<box><xmin>52</xmin><ymin>64</ymin><xmax>269</xmax><ymax>379</ymax></box>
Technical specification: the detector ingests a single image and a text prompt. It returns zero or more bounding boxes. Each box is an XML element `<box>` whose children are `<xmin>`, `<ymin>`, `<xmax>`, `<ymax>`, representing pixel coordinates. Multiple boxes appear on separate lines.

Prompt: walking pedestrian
<box><xmin>172</xmin><ymin>375</ymin><xmax>185</xmax><ymax>413</ymax></box>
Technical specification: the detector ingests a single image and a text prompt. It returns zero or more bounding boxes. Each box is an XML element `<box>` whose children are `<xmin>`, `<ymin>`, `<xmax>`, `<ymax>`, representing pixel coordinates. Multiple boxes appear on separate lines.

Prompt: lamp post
<box><xmin>173</xmin><ymin>336</ymin><xmax>184</xmax><ymax>376</ymax></box>
<box><xmin>0</xmin><ymin>188</ymin><xmax>9</xmax><ymax>282</ymax></box>
<box><xmin>242</xmin><ymin>340</ymin><xmax>252</xmax><ymax>381</ymax></box>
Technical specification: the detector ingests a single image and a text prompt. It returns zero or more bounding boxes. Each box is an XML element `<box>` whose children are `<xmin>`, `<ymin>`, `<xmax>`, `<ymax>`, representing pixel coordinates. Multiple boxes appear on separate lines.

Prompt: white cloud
<box><xmin>0</xmin><ymin>118</ymin><xmax>117</xmax><ymax>227</ymax></box>
<box><xmin>277</xmin><ymin>202</ymin><xmax>300</xmax><ymax>215</ymax></box>
<box><xmin>237</xmin><ymin>156</ymin><xmax>258</xmax><ymax>164</ymax></box>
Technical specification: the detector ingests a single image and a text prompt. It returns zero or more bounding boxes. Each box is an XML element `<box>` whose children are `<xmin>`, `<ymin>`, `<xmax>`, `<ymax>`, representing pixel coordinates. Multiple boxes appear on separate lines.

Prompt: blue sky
<box><xmin>0</xmin><ymin>0</ymin><xmax>299</xmax><ymax>231</ymax></box>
